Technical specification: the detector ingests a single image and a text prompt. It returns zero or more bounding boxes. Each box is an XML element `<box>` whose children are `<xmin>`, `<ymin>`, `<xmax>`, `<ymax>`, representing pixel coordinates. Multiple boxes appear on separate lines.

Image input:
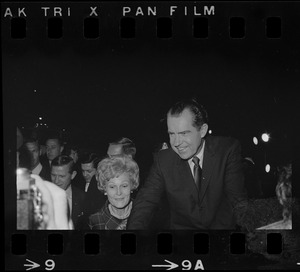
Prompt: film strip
<box><xmin>6</xmin><ymin>11</ymin><xmax>284</xmax><ymax>40</ymax></box>
<box><xmin>4</xmin><ymin>1</ymin><xmax>300</xmax><ymax>270</ymax></box>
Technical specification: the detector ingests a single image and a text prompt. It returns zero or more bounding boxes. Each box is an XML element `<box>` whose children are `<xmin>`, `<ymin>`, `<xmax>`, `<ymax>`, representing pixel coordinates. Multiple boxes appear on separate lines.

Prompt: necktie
<box><xmin>192</xmin><ymin>156</ymin><xmax>202</xmax><ymax>190</ymax></box>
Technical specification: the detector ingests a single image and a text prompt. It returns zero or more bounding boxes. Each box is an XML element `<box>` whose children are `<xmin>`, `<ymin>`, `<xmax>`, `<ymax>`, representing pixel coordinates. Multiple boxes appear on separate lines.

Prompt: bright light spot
<box><xmin>33</xmin><ymin>89</ymin><xmax>37</xmax><ymax>93</ymax></box>
<box><xmin>62</xmin><ymin>128</ymin><xmax>66</xmax><ymax>131</ymax></box>
<box><xmin>44</xmin><ymin>123</ymin><xmax>47</xmax><ymax>126</ymax></box>
<box><xmin>40</xmin><ymin>123</ymin><xmax>43</xmax><ymax>126</ymax></box>
<box><xmin>265</xmin><ymin>164</ymin><xmax>271</xmax><ymax>173</ymax></box>
<box><xmin>208</xmin><ymin>130</ymin><xmax>212</xmax><ymax>134</ymax></box>
<box><xmin>16</xmin><ymin>168</ymin><xmax>23</xmax><ymax>175</ymax></box>
<box><xmin>39</xmin><ymin>117</ymin><xmax>42</xmax><ymax>120</ymax></box>
<box><xmin>253</xmin><ymin>137</ymin><xmax>258</xmax><ymax>145</ymax></box>
<box><xmin>261</xmin><ymin>133</ymin><xmax>270</xmax><ymax>142</ymax></box>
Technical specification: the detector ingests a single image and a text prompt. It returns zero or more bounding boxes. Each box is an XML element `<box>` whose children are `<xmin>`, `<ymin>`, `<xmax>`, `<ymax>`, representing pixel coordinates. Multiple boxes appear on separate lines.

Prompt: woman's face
<box><xmin>105</xmin><ymin>172</ymin><xmax>132</xmax><ymax>209</ymax></box>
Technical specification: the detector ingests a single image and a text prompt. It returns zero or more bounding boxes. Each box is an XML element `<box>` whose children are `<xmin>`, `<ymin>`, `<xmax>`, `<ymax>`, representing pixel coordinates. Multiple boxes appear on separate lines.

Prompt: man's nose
<box><xmin>174</xmin><ymin>135</ymin><xmax>182</xmax><ymax>147</ymax></box>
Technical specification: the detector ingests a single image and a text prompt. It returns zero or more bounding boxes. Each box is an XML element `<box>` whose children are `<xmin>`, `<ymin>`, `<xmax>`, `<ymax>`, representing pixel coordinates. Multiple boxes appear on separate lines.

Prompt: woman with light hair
<box><xmin>88</xmin><ymin>155</ymin><xmax>139</xmax><ymax>230</ymax></box>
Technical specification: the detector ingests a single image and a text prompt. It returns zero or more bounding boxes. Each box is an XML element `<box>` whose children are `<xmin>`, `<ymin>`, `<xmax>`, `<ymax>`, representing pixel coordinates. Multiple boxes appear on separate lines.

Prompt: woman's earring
<box><xmin>104</xmin><ymin>192</ymin><xmax>107</xmax><ymax>195</ymax></box>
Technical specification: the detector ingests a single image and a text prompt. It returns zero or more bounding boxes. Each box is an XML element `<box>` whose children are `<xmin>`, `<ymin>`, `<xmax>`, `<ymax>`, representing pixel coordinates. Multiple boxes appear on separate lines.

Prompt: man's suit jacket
<box><xmin>40</xmin><ymin>155</ymin><xmax>52</xmax><ymax>181</ymax></box>
<box><xmin>38</xmin><ymin>165</ymin><xmax>51</xmax><ymax>182</ymax></box>
<box><xmin>83</xmin><ymin>176</ymin><xmax>107</xmax><ymax>216</ymax></box>
<box><xmin>71</xmin><ymin>185</ymin><xmax>86</xmax><ymax>229</ymax></box>
<box><xmin>75</xmin><ymin>177</ymin><xmax>107</xmax><ymax>229</ymax></box>
<box><xmin>127</xmin><ymin>136</ymin><xmax>247</xmax><ymax>230</ymax></box>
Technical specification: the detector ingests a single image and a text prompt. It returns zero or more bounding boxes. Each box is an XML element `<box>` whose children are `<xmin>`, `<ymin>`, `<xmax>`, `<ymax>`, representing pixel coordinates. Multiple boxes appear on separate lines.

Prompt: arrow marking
<box><xmin>24</xmin><ymin>259</ymin><xmax>40</xmax><ymax>271</ymax></box>
<box><xmin>152</xmin><ymin>259</ymin><xmax>179</xmax><ymax>270</ymax></box>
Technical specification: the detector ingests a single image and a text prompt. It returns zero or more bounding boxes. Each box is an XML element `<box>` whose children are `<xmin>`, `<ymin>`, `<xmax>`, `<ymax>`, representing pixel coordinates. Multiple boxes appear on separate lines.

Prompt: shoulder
<box><xmin>155</xmin><ymin>148</ymin><xmax>179</xmax><ymax>165</ymax></box>
<box><xmin>89</xmin><ymin>205</ymin><xmax>107</xmax><ymax>223</ymax></box>
<box><xmin>205</xmin><ymin>135</ymin><xmax>241</xmax><ymax>150</ymax></box>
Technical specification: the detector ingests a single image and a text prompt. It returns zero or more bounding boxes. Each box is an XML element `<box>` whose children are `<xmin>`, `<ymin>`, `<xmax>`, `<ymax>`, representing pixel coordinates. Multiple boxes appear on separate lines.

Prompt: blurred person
<box><xmin>16</xmin><ymin>128</ymin><xmax>72</xmax><ymax>230</ymax></box>
<box><xmin>66</xmin><ymin>146</ymin><xmax>79</xmax><ymax>164</ymax></box>
<box><xmin>23</xmin><ymin>138</ymin><xmax>51</xmax><ymax>181</ymax></box>
<box><xmin>89</xmin><ymin>155</ymin><xmax>139</xmax><ymax>230</ymax></box>
<box><xmin>107</xmin><ymin>137</ymin><xmax>136</xmax><ymax>159</ymax></box>
<box><xmin>18</xmin><ymin>144</ymin><xmax>32</xmax><ymax>170</ymax></box>
<box><xmin>40</xmin><ymin>134</ymin><xmax>64</xmax><ymax>174</ymax></box>
<box><xmin>51</xmin><ymin>155</ymin><xmax>85</xmax><ymax>229</ymax></box>
<box><xmin>256</xmin><ymin>163</ymin><xmax>292</xmax><ymax>230</ymax></box>
<box><xmin>127</xmin><ymin>98</ymin><xmax>247</xmax><ymax>230</ymax></box>
<box><xmin>152</xmin><ymin>142</ymin><xmax>170</xmax><ymax>156</ymax></box>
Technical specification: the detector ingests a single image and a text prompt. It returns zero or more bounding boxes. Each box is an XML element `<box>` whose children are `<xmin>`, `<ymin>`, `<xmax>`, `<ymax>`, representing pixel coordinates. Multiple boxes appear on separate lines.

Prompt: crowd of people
<box><xmin>16</xmin><ymin>98</ymin><xmax>293</xmax><ymax>230</ymax></box>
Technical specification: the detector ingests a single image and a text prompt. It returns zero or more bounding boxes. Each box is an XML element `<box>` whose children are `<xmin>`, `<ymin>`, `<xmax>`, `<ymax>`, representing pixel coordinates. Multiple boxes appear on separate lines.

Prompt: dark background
<box><xmin>3</xmin><ymin>2</ymin><xmax>298</xmax><ymax>191</ymax></box>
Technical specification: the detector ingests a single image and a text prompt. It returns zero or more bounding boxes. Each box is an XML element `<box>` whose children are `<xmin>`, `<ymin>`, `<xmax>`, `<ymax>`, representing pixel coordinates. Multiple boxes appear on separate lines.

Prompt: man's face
<box><xmin>107</xmin><ymin>143</ymin><xmax>123</xmax><ymax>157</ymax></box>
<box><xmin>81</xmin><ymin>162</ymin><xmax>96</xmax><ymax>183</ymax></box>
<box><xmin>70</xmin><ymin>149</ymin><xmax>79</xmax><ymax>163</ymax></box>
<box><xmin>25</xmin><ymin>142</ymin><xmax>40</xmax><ymax>169</ymax></box>
<box><xmin>51</xmin><ymin>164</ymin><xmax>74</xmax><ymax>190</ymax></box>
<box><xmin>167</xmin><ymin>108</ymin><xmax>207</xmax><ymax>160</ymax></box>
<box><xmin>46</xmin><ymin>139</ymin><xmax>63</xmax><ymax>161</ymax></box>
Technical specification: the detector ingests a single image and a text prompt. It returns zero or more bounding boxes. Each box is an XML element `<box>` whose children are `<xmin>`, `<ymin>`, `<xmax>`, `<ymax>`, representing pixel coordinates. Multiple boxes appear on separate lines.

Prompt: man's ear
<box><xmin>60</xmin><ymin>146</ymin><xmax>64</xmax><ymax>153</ymax></box>
<box><xmin>200</xmin><ymin>123</ymin><xmax>209</xmax><ymax>138</ymax></box>
<box><xmin>71</xmin><ymin>170</ymin><xmax>77</xmax><ymax>180</ymax></box>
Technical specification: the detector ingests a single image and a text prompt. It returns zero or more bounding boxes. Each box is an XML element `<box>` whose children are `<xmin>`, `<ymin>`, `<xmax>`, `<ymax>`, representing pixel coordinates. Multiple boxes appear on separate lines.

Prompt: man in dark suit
<box><xmin>40</xmin><ymin>134</ymin><xmax>64</xmax><ymax>177</ymax></box>
<box><xmin>127</xmin><ymin>99</ymin><xmax>247</xmax><ymax>230</ymax></box>
<box><xmin>80</xmin><ymin>153</ymin><xmax>106</xmax><ymax>221</ymax></box>
<box><xmin>51</xmin><ymin>155</ymin><xmax>85</xmax><ymax>229</ymax></box>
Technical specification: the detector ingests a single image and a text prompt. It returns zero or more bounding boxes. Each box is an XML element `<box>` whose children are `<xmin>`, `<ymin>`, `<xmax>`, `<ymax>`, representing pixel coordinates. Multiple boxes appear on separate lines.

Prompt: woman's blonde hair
<box><xmin>96</xmin><ymin>154</ymin><xmax>139</xmax><ymax>192</ymax></box>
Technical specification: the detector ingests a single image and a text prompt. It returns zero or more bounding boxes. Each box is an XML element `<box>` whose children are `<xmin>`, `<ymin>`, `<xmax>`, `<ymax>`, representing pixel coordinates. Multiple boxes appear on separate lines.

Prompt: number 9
<box><xmin>45</xmin><ymin>259</ymin><xmax>55</xmax><ymax>270</ymax></box>
<box><xmin>182</xmin><ymin>260</ymin><xmax>192</xmax><ymax>270</ymax></box>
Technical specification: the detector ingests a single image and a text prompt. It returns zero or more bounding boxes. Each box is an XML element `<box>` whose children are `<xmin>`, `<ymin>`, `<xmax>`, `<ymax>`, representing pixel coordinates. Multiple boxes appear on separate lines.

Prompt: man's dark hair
<box><xmin>80</xmin><ymin>152</ymin><xmax>100</xmax><ymax>168</ymax></box>
<box><xmin>110</xmin><ymin>137</ymin><xmax>136</xmax><ymax>159</ymax></box>
<box><xmin>64</xmin><ymin>143</ymin><xmax>79</xmax><ymax>156</ymax></box>
<box><xmin>51</xmin><ymin>155</ymin><xmax>75</xmax><ymax>174</ymax></box>
<box><xmin>24</xmin><ymin>138</ymin><xmax>40</xmax><ymax>150</ymax></box>
<box><xmin>45</xmin><ymin>132</ymin><xmax>64</xmax><ymax>146</ymax></box>
<box><xmin>168</xmin><ymin>98</ymin><xmax>208</xmax><ymax>130</ymax></box>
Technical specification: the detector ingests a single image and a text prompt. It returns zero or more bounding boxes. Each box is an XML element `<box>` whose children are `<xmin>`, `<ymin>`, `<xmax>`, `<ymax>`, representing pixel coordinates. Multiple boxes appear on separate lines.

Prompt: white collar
<box><xmin>188</xmin><ymin>140</ymin><xmax>205</xmax><ymax>176</ymax></box>
<box><xmin>31</xmin><ymin>163</ymin><xmax>42</xmax><ymax>175</ymax></box>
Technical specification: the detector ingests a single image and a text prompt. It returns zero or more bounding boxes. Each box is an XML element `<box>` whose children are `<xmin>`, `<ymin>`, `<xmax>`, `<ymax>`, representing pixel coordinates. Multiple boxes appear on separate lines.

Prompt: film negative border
<box><xmin>7</xmin><ymin>230</ymin><xmax>300</xmax><ymax>270</ymax></box>
<box><xmin>8</xmin><ymin>16</ymin><xmax>282</xmax><ymax>40</ymax></box>
<box><xmin>3</xmin><ymin>1</ymin><xmax>300</xmax><ymax>271</ymax></box>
